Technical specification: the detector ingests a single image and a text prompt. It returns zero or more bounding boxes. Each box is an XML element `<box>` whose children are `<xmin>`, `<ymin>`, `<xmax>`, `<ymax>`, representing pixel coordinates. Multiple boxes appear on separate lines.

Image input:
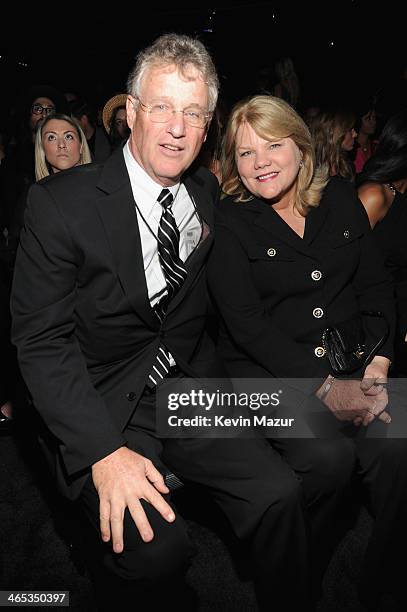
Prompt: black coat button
<box><xmin>126</xmin><ymin>392</ymin><xmax>137</xmax><ymax>401</ymax></box>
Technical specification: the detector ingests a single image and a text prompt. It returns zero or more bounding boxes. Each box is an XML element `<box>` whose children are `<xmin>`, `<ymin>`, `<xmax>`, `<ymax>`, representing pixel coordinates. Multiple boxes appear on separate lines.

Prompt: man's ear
<box><xmin>126</xmin><ymin>95</ymin><xmax>136</xmax><ymax>127</ymax></box>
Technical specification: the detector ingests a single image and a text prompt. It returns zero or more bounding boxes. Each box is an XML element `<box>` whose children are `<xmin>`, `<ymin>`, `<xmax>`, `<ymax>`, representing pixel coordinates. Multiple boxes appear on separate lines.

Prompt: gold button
<box><xmin>311</xmin><ymin>270</ymin><xmax>322</xmax><ymax>281</ymax></box>
<box><xmin>314</xmin><ymin>346</ymin><xmax>326</xmax><ymax>358</ymax></box>
<box><xmin>312</xmin><ymin>307</ymin><xmax>324</xmax><ymax>318</ymax></box>
<box><xmin>343</xmin><ymin>230</ymin><xmax>350</xmax><ymax>238</ymax></box>
<box><xmin>267</xmin><ymin>248</ymin><xmax>276</xmax><ymax>257</ymax></box>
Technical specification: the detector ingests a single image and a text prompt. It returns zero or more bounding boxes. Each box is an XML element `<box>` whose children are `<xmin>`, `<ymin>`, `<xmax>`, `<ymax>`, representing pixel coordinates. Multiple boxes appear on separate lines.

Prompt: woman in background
<box><xmin>357</xmin><ymin>110</ymin><xmax>407</xmax><ymax>374</ymax></box>
<box><xmin>310</xmin><ymin>108</ymin><xmax>357</xmax><ymax>179</ymax></box>
<box><xmin>0</xmin><ymin>85</ymin><xmax>66</xmax><ymax>235</ymax></box>
<box><xmin>4</xmin><ymin>113</ymin><xmax>91</xmax><ymax>427</ymax></box>
<box><xmin>102</xmin><ymin>93</ymin><xmax>130</xmax><ymax>151</ymax></box>
<box><xmin>354</xmin><ymin>104</ymin><xmax>378</xmax><ymax>174</ymax></box>
<box><xmin>273</xmin><ymin>57</ymin><xmax>300</xmax><ymax>109</ymax></box>
<box><xmin>35</xmin><ymin>113</ymin><xmax>91</xmax><ymax>180</ymax></box>
<box><xmin>10</xmin><ymin>114</ymin><xmax>91</xmax><ymax>245</ymax></box>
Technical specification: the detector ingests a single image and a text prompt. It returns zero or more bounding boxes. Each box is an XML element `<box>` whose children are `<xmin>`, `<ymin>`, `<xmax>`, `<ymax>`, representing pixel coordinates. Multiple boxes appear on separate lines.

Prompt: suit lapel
<box><xmin>95</xmin><ymin>150</ymin><xmax>158</xmax><ymax>329</ymax></box>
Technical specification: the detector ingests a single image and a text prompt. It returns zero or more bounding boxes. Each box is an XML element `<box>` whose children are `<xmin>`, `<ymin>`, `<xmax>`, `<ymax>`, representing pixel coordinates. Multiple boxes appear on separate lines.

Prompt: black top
<box><xmin>373</xmin><ymin>189</ymin><xmax>407</xmax><ymax>337</ymax></box>
<box><xmin>207</xmin><ymin>177</ymin><xmax>395</xmax><ymax>389</ymax></box>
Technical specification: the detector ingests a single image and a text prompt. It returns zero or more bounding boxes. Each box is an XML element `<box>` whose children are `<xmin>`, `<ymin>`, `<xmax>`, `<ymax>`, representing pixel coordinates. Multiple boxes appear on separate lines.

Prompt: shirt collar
<box><xmin>123</xmin><ymin>141</ymin><xmax>180</xmax><ymax>211</ymax></box>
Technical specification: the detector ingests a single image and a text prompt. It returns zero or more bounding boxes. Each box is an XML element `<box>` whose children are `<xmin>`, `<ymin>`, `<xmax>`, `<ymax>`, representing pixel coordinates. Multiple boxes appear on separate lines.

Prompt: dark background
<box><xmin>1</xmin><ymin>1</ymin><xmax>405</xmax><ymax>116</ymax></box>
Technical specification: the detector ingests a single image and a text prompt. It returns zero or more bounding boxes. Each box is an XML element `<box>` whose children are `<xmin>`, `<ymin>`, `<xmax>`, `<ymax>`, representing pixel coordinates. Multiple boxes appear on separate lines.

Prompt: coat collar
<box><xmin>249</xmin><ymin>193</ymin><xmax>330</xmax><ymax>256</ymax></box>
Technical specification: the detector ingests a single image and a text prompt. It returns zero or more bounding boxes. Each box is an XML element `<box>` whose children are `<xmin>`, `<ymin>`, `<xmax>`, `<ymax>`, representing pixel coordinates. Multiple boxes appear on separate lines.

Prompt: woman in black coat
<box><xmin>207</xmin><ymin>94</ymin><xmax>407</xmax><ymax>610</ymax></box>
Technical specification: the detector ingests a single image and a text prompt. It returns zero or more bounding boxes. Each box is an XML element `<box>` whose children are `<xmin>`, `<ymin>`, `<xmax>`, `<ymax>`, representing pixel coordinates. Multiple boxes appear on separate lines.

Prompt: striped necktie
<box><xmin>155</xmin><ymin>188</ymin><xmax>187</xmax><ymax>317</ymax></box>
<box><xmin>147</xmin><ymin>188</ymin><xmax>187</xmax><ymax>388</ymax></box>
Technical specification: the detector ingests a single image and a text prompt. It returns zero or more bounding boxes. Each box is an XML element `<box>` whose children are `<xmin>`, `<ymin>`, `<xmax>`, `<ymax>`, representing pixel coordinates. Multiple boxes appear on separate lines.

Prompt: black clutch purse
<box><xmin>322</xmin><ymin>311</ymin><xmax>389</xmax><ymax>375</ymax></box>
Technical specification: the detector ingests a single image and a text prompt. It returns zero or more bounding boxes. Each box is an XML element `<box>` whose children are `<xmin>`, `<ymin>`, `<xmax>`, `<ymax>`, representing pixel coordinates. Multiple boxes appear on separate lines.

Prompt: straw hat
<box><xmin>102</xmin><ymin>93</ymin><xmax>127</xmax><ymax>133</ymax></box>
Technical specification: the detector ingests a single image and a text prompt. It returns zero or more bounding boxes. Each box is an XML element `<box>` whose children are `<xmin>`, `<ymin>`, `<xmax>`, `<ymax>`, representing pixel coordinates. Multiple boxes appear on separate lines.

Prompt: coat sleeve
<box><xmin>207</xmin><ymin>216</ymin><xmax>328</xmax><ymax>394</ymax></box>
<box><xmin>11</xmin><ymin>182</ymin><xmax>126</xmax><ymax>476</ymax></box>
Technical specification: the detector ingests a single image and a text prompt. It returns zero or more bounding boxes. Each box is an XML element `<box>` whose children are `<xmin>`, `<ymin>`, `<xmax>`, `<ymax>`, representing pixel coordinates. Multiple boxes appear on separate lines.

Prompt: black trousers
<box><xmin>351</xmin><ymin>395</ymin><xmax>407</xmax><ymax>610</ymax></box>
<box><xmin>78</xmin><ymin>379</ymin><xmax>356</xmax><ymax>611</ymax></box>
<box><xmin>272</xmin><ymin>392</ymin><xmax>407</xmax><ymax>610</ymax></box>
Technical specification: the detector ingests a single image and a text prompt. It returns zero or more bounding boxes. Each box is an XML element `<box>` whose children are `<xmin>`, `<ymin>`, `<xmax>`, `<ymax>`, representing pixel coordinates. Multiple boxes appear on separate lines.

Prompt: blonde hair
<box><xmin>309</xmin><ymin>109</ymin><xmax>356</xmax><ymax>179</ymax></box>
<box><xmin>35</xmin><ymin>113</ymin><xmax>92</xmax><ymax>181</ymax></box>
<box><xmin>221</xmin><ymin>95</ymin><xmax>328</xmax><ymax>215</ymax></box>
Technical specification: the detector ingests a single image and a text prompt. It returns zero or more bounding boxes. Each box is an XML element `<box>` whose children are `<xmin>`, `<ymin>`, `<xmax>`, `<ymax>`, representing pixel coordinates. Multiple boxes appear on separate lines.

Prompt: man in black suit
<box><xmin>11</xmin><ymin>34</ymin><xmax>315</xmax><ymax>610</ymax></box>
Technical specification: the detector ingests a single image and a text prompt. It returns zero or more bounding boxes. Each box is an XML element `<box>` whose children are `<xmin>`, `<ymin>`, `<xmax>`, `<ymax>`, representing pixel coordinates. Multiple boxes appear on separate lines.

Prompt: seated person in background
<box><xmin>207</xmin><ymin>94</ymin><xmax>407</xmax><ymax>610</ymax></box>
<box><xmin>9</xmin><ymin>114</ymin><xmax>91</xmax><ymax>247</ymax></box>
<box><xmin>5</xmin><ymin>113</ymin><xmax>92</xmax><ymax>427</ymax></box>
<box><xmin>354</xmin><ymin>103</ymin><xmax>378</xmax><ymax>174</ymax></box>
<box><xmin>310</xmin><ymin>107</ymin><xmax>357</xmax><ymax>180</ymax></box>
<box><xmin>273</xmin><ymin>56</ymin><xmax>300</xmax><ymax>110</ymax></box>
<box><xmin>193</xmin><ymin>97</ymin><xmax>228</xmax><ymax>183</ymax></box>
<box><xmin>0</xmin><ymin>85</ymin><xmax>66</xmax><ymax>235</ymax></box>
<box><xmin>357</xmin><ymin>110</ymin><xmax>407</xmax><ymax>375</ymax></box>
<box><xmin>102</xmin><ymin>94</ymin><xmax>130</xmax><ymax>151</ymax></box>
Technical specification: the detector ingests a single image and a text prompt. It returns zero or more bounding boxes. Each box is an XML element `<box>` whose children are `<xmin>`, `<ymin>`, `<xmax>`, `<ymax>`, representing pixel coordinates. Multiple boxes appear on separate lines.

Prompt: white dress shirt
<box><xmin>123</xmin><ymin>141</ymin><xmax>202</xmax><ymax>308</ymax></box>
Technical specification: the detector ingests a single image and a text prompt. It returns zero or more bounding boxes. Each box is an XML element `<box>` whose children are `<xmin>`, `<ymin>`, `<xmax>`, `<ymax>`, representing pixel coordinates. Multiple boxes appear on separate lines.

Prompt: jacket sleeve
<box><xmin>11</xmin><ymin>182</ymin><xmax>126</xmax><ymax>476</ymax></box>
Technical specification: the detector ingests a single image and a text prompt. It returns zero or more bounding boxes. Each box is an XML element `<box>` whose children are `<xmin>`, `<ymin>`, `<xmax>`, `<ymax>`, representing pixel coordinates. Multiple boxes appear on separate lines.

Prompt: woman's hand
<box><xmin>361</xmin><ymin>355</ymin><xmax>390</xmax><ymax>395</ymax></box>
<box><xmin>356</xmin><ymin>355</ymin><xmax>390</xmax><ymax>426</ymax></box>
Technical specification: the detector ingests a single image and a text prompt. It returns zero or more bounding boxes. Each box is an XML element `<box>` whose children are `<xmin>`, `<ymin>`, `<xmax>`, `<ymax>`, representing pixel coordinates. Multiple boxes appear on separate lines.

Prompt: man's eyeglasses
<box><xmin>31</xmin><ymin>103</ymin><xmax>56</xmax><ymax>116</ymax></box>
<box><xmin>136</xmin><ymin>98</ymin><xmax>210</xmax><ymax>128</ymax></box>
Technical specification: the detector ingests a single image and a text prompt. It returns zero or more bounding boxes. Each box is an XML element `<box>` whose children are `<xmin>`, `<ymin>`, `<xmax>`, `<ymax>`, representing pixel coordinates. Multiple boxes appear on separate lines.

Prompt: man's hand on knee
<box><xmin>91</xmin><ymin>447</ymin><xmax>176</xmax><ymax>553</ymax></box>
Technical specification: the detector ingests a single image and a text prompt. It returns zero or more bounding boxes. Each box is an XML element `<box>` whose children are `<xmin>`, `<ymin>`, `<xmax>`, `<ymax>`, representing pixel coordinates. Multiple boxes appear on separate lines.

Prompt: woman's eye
<box><xmin>46</xmin><ymin>134</ymin><xmax>56</xmax><ymax>142</ymax></box>
<box><xmin>65</xmin><ymin>133</ymin><xmax>74</xmax><ymax>141</ymax></box>
<box><xmin>240</xmin><ymin>151</ymin><xmax>252</xmax><ymax>157</ymax></box>
<box><xmin>269</xmin><ymin>143</ymin><xmax>281</xmax><ymax>150</ymax></box>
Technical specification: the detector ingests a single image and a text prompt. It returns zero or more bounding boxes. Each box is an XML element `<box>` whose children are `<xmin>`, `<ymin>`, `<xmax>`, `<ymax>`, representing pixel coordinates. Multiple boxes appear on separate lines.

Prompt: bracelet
<box><xmin>318</xmin><ymin>374</ymin><xmax>336</xmax><ymax>402</ymax></box>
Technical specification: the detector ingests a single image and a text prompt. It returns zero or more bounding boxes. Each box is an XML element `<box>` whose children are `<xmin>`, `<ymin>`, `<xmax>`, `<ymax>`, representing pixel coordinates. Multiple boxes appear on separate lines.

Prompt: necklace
<box><xmin>385</xmin><ymin>182</ymin><xmax>397</xmax><ymax>196</ymax></box>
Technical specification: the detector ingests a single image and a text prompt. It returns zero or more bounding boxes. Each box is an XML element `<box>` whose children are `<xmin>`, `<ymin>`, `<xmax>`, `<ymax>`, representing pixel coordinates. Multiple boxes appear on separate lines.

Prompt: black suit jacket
<box><xmin>207</xmin><ymin>177</ymin><xmax>395</xmax><ymax>393</ymax></box>
<box><xmin>11</xmin><ymin>148</ymin><xmax>221</xmax><ymax>498</ymax></box>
